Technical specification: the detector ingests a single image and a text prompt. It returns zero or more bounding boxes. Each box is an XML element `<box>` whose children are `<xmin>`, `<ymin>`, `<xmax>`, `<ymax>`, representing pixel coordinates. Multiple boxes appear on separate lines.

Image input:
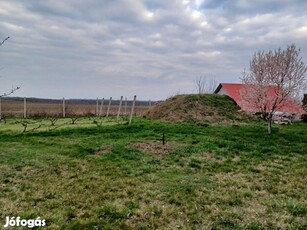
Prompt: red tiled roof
<box><xmin>214</xmin><ymin>83</ymin><xmax>306</xmax><ymax>114</ymax></box>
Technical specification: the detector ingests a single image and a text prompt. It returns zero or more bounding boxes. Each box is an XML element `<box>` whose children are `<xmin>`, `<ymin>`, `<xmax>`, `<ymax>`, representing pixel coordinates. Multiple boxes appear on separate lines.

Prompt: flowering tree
<box><xmin>241</xmin><ymin>44</ymin><xmax>306</xmax><ymax>134</ymax></box>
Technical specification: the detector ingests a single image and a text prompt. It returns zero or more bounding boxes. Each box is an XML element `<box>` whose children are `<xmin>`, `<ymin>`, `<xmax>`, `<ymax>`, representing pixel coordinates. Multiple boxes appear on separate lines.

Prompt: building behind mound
<box><xmin>214</xmin><ymin>83</ymin><xmax>305</xmax><ymax>114</ymax></box>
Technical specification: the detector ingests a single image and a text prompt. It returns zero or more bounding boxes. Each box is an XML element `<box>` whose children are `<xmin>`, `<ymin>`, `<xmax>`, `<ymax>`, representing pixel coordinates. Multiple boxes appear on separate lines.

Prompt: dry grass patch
<box><xmin>94</xmin><ymin>146</ymin><xmax>113</xmax><ymax>155</ymax></box>
<box><xmin>130</xmin><ymin>140</ymin><xmax>182</xmax><ymax>156</ymax></box>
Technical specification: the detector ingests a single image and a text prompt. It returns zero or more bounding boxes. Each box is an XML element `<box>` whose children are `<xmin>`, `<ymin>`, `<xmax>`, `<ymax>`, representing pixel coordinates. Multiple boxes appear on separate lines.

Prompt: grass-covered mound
<box><xmin>145</xmin><ymin>94</ymin><xmax>252</xmax><ymax>123</ymax></box>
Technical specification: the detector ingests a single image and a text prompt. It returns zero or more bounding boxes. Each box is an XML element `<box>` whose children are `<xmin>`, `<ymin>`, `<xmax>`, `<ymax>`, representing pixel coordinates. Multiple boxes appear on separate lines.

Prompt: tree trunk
<box><xmin>267</xmin><ymin>119</ymin><xmax>272</xmax><ymax>135</ymax></box>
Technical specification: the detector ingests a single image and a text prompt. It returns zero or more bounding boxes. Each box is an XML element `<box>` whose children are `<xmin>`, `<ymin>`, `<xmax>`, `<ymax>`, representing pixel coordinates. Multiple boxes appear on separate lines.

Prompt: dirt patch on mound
<box><xmin>131</xmin><ymin>140</ymin><xmax>181</xmax><ymax>156</ymax></box>
<box><xmin>144</xmin><ymin>94</ymin><xmax>253</xmax><ymax>123</ymax></box>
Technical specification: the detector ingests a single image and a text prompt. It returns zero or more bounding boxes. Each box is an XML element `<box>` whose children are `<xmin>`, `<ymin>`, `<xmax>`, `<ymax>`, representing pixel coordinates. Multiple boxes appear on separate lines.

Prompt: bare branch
<box><xmin>1</xmin><ymin>36</ymin><xmax>22</xmax><ymax>97</ymax></box>
<box><xmin>0</xmin><ymin>37</ymin><xmax>9</xmax><ymax>46</ymax></box>
<box><xmin>0</xmin><ymin>84</ymin><xmax>22</xmax><ymax>97</ymax></box>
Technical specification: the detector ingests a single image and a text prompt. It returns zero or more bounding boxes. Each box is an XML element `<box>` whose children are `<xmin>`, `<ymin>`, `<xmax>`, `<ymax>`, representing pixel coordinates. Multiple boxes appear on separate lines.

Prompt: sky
<box><xmin>0</xmin><ymin>0</ymin><xmax>306</xmax><ymax>100</ymax></box>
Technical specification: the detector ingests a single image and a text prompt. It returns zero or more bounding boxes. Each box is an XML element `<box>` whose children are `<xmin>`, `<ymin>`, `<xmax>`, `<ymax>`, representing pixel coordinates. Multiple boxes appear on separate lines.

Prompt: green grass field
<box><xmin>0</xmin><ymin>117</ymin><xmax>306</xmax><ymax>229</ymax></box>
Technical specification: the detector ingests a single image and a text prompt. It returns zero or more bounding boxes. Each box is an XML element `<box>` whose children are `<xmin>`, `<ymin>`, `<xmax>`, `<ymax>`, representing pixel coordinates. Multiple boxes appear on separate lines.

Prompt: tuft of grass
<box><xmin>188</xmin><ymin>158</ymin><xmax>202</xmax><ymax>169</ymax></box>
<box><xmin>98</xmin><ymin>203</ymin><xmax>129</xmax><ymax>220</ymax></box>
<box><xmin>287</xmin><ymin>201</ymin><xmax>307</xmax><ymax>216</ymax></box>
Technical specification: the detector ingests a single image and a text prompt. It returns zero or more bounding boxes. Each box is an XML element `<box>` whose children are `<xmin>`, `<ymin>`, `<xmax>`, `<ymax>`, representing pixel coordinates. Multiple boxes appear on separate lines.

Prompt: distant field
<box><xmin>0</xmin><ymin>118</ymin><xmax>306</xmax><ymax>229</ymax></box>
<box><xmin>0</xmin><ymin>98</ymin><xmax>152</xmax><ymax>117</ymax></box>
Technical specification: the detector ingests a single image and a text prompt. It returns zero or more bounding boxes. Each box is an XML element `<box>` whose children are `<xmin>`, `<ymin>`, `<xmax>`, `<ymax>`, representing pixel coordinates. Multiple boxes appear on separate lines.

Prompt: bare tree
<box><xmin>195</xmin><ymin>76</ymin><xmax>217</xmax><ymax>94</ymax></box>
<box><xmin>196</xmin><ymin>76</ymin><xmax>205</xmax><ymax>95</ymax></box>
<box><xmin>0</xmin><ymin>36</ymin><xmax>21</xmax><ymax>97</ymax></box>
<box><xmin>241</xmin><ymin>44</ymin><xmax>306</xmax><ymax>134</ymax></box>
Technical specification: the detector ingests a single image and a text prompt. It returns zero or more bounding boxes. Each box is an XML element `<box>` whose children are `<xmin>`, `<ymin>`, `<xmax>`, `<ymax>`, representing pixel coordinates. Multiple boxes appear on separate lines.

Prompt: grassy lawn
<box><xmin>0</xmin><ymin>118</ymin><xmax>306</xmax><ymax>229</ymax></box>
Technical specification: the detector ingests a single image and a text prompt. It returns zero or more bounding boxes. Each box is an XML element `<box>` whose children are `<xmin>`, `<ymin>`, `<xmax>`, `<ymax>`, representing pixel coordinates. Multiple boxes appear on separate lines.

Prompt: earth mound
<box><xmin>145</xmin><ymin>94</ymin><xmax>252</xmax><ymax>123</ymax></box>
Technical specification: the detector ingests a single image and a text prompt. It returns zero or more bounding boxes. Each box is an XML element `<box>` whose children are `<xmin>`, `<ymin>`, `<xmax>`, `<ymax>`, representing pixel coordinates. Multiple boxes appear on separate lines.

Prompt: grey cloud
<box><xmin>0</xmin><ymin>0</ymin><xmax>306</xmax><ymax>100</ymax></box>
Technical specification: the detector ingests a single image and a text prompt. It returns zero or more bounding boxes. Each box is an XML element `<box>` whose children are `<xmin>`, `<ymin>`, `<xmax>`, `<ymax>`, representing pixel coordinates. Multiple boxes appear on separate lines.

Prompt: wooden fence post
<box><xmin>96</xmin><ymin>97</ymin><xmax>99</xmax><ymax>116</ymax></box>
<box><xmin>129</xmin><ymin>95</ymin><xmax>136</xmax><ymax>125</ymax></box>
<box><xmin>106</xmin><ymin>97</ymin><xmax>112</xmax><ymax>117</ymax></box>
<box><xmin>63</xmin><ymin>97</ymin><xmax>66</xmax><ymax>118</ymax></box>
<box><xmin>125</xmin><ymin>97</ymin><xmax>127</xmax><ymax>115</ymax></box>
<box><xmin>149</xmin><ymin>99</ymin><xmax>152</xmax><ymax>107</ymax></box>
<box><xmin>23</xmin><ymin>97</ymin><xmax>27</xmax><ymax>118</ymax></box>
<box><xmin>99</xmin><ymin>98</ymin><xmax>104</xmax><ymax>116</ymax></box>
<box><xmin>117</xmin><ymin>96</ymin><xmax>123</xmax><ymax>122</ymax></box>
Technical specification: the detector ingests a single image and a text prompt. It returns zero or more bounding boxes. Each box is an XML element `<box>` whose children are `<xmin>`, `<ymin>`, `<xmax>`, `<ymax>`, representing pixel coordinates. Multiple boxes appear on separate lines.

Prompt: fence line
<box><xmin>0</xmin><ymin>96</ymin><xmax>154</xmax><ymax>124</ymax></box>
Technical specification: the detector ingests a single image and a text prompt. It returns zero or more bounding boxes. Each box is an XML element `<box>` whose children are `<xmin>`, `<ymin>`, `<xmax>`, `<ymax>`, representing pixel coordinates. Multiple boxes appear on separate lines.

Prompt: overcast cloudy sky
<box><xmin>0</xmin><ymin>0</ymin><xmax>306</xmax><ymax>100</ymax></box>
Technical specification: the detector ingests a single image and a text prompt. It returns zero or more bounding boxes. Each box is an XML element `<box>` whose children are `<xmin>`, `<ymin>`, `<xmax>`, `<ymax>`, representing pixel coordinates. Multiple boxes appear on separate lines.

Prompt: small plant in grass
<box><xmin>0</xmin><ymin>116</ymin><xmax>7</xmax><ymax>124</ymax></box>
<box><xmin>70</xmin><ymin>116</ymin><xmax>79</xmax><ymax>125</ymax></box>
<box><xmin>92</xmin><ymin>117</ymin><xmax>103</xmax><ymax>127</ymax></box>
<box><xmin>48</xmin><ymin>117</ymin><xmax>58</xmax><ymax>126</ymax></box>
<box><xmin>242</xmin><ymin>190</ymin><xmax>253</xmax><ymax>198</ymax></box>
<box><xmin>15</xmin><ymin>118</ymin><xmax>42</xmax><ymax>133</ymax></box>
